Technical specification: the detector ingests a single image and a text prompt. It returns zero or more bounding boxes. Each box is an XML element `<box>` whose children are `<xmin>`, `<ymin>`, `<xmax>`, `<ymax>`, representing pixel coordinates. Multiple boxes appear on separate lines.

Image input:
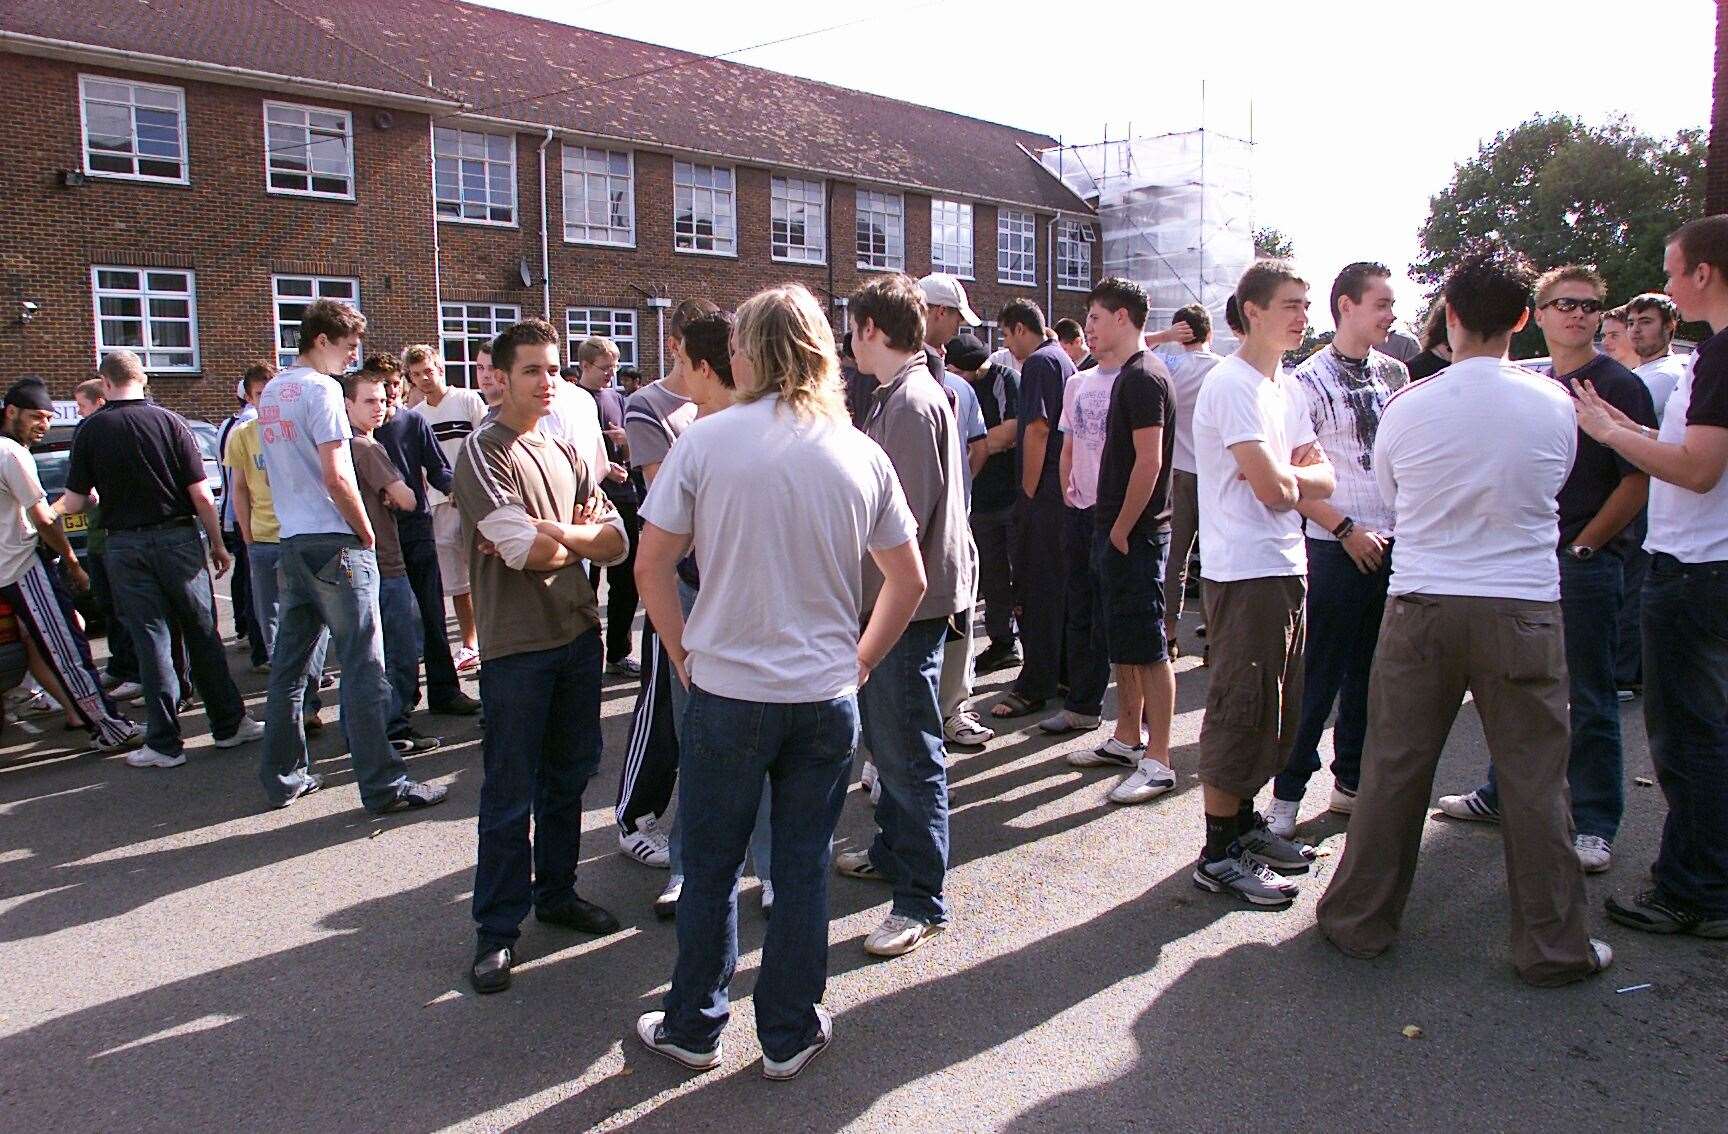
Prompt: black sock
<box><xmin>1203</xmin><ymin>813</ymin><xmax>1238</xmax><ymax>862</ymax></box>
<box><xmin>1236</xmin><ymin>801</ymin><xmax>1257</xmax><ymax>837</ymax></box>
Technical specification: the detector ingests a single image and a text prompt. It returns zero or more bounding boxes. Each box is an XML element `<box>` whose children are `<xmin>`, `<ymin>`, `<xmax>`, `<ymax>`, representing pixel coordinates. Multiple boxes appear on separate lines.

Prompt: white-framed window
<box><xmin>264</xmin><ymin>101</ymin><xmax>354</xmax><ymax>198</ymax></box>
<box><xmin>272</xmin><ymin>275</ymin><xmax>360</xmax><ymax>368</ymax></box>
<box><xmin>998</xmin><ymin>208</ymin><xmax>1037</xmax><ymax>286</ymax></box>
<box><xmin>771</xmin><ymin>176</ymin><xmax>826</xmax><ymax>264</ymax></box>
<box><xmin>1057</xmin><ymin>220</ymin><xmax>1096</xmax><ymax>291</ymax></box>
<box><xmin>565</xmin><ymin>307</ymin><xmax>638</xmax><ymax>367</ymax></box>
<box><xmin>855</xmin><ymin>189</ymin><xmax>904</xmax><ymax>271</ymax></box>
<box><xmin>930</xmin><ymin>199</ymin><xmax>974</xmax><ymax>279</ymax></box>
<box><xmin>562</xmin><ymin>145</ymin><xmax>634</xmax><ymax>246</ymax></box>
<box><xmin>440</xmin><ymin>303</ymin><xmax>520</xmax><ymax>388</ymax></box>
<box><xmin>91</xmin><ymin>267</ymin><xmax>199</xmax><ymax>372</ymax></box>
<box><xmin>79</xmin><ymin>76</ymin><xmax>187</xmax><ymax>183</ymax></box>
<box><xmin>673</xmin><ymin>161</ymin><xmax>736</xmax><ymax>256</ymax></box>
<box><xmin>434</xmin><ymin>127</ymin><xmax>516</xmax><ymax>224</ymax></box>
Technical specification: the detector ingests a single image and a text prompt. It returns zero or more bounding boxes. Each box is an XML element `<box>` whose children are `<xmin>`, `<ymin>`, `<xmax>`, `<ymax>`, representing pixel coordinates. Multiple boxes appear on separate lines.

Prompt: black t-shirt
<box><xmin>592</xmin><ymin>385</ymin><xmax>639</xmax><ymax>508</ymax></box>
<box><xmin>1095</xmin><ymin>352</ymin><xmax>1176</xmax><ymax>538</ymax></box>
<box><xmin>1550</xmin><ymin>354</ymin><xmax>1658</xmax><ymax>550</ymax></box>
<box><xmin>969</xmin><ymin>363</ymin><xmax>1020</xmax><ymax>513</ymax></box>
<box><xmin>1407</xmin><ymin>349</ymin><xmax>1449</xmax><ymax>381</ymax></box>
<box><xmin>1016</xmin><ymin>341</ymin><xmax>1075</xmax><ymax>499</ymax></box>
<box><xmin>1688</xmin><ymin>327</ymin><xmax>1728</xmax><ymax>427</ymax></box>
<box><xmin>66</xmin><ymin>398</ymin><xmax>206</xmax><ymax>531</ymax></box>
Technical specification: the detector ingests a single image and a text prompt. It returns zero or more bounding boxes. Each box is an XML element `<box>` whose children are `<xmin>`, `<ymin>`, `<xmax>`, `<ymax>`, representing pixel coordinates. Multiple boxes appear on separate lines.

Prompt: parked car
<box><xmin>33</xmin><ymin>417</ymin><xmax>224</xmax><ymax>560</ymax></box>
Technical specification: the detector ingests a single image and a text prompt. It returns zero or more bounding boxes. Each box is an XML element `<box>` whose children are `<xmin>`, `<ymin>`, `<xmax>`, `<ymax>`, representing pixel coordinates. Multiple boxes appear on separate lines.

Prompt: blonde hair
<box><xmin>732</xmin><ymin>285</ymin><xmax>848</xmax><ymax>423</ymax></box>
<box><xmin>1534</xmin><ymin>264</ymin><xmax>1606</xmax><ymax>307</ymax></box>
<box><xmin>400</xmin><ymin>343</ymin><xmax>442</xmax><ymax>371</ymax></box>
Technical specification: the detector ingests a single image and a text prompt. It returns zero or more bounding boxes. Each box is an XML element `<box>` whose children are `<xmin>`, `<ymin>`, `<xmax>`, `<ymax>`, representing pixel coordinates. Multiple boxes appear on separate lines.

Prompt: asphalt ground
<box><xmin>2</xmin><ymin>581</ymin><xmax>1724</xmax><ymax>1132</ymax></box>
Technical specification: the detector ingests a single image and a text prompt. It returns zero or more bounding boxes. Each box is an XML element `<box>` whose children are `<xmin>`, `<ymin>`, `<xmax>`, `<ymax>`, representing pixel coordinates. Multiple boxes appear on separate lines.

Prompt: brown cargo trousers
<box><xmin>1316</xmin><ymin>592</ymin><xmax>1598</xmax><ymax>986</ymax></box>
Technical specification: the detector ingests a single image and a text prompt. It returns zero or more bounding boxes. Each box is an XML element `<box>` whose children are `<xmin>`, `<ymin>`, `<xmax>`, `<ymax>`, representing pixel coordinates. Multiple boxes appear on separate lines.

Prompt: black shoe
<box><xmin>536</xmin><ymin>896</ymin><xmax>621</xmax><ymax>935</ymax></box>
<box><xmin>390</xmin><ymin>729</ymin><xmax>443</xmax><ymax>754</ymax></box>
<box><xmin>431</xmin><ymin>691</ymin><xmax>482</xmax><ymax>716</ymax></box>
<box><xmin>1606</xmin><ymin>890</ymin><xmax>1728</xmax><ymax>938</ymax></box>
<box><xmin>975</xmin><ymin>640</ymin><xmax>1021</xmax><ymax>673</ymax></box>
<box><xmin>375</xmin><ymin>780</ymin><xmax>449</xmax><ymax>814</ymax></box>
<box><xmin>470</xmin><ymin>945</ymin><xmax>513</xmax><ymax>994</ymax></box>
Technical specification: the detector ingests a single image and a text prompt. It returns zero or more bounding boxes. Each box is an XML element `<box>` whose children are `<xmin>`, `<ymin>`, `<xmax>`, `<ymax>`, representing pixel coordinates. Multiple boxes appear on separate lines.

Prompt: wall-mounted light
<box><xmin>18</xmin><ymin>300</ymin><xmax>39</xmax><ymax>324</ymax></box>
<box><xmin>59</xmin><ymin>170</ymin><xmax>87</xmax><ymax>188</ymax></box>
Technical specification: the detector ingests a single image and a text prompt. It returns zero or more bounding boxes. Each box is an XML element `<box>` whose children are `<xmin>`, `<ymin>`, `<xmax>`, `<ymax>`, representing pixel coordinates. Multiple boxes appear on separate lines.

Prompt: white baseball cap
<box><xmin>918</xmin><ymin>273</ymin><xmax>981</xmax><ymax>327</ymax></box>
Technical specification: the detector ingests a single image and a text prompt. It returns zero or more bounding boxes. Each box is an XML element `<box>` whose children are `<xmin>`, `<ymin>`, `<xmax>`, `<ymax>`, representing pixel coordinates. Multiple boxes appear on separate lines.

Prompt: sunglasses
<box><xmin>1540</xmin><ymin>297</ymin><xmax>1604</xmax><ymax>315</ymax></box>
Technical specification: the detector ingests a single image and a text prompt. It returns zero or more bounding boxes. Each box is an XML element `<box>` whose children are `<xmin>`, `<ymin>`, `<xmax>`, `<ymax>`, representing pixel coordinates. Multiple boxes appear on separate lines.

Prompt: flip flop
<box><xmin>990</xmin><ymin>691</ymin><xmax>1046</xmax><ymax>719</ymax></box>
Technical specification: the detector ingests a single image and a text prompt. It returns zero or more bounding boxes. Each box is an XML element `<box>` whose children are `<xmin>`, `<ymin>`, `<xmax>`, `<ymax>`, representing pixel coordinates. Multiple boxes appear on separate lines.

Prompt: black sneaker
<box><xmin>536</xmin><ymin>896</ymin><xmax>622</xmax><ymax>935</ymax></box>
<box><xmin>431</xmin><ymin>691</ymin><xmax>482</xmax><ymax>716</ymax></box>
<box><xmin>375</xmin><ymin>780</ymin><xmax>449</xmax><ymax>814</ymax></box>
<box><xmin>1606</xmin><ymin>890</ymin><xmax>1728</xmax><ymax>938</ymax></box>
<box><xmin>390</xmin><ymin>729</ymin><xmax>443</xmax><ymax>754</ymax></box>
<box><xmin>471</xmin><ymin>945</ymin><xmax>513</xmax><ymax>994</ymax></box>
<box><xmin>975</xmin><ymin>640</ymin><xmax>1022</xmax><ymax>673</ymax></box>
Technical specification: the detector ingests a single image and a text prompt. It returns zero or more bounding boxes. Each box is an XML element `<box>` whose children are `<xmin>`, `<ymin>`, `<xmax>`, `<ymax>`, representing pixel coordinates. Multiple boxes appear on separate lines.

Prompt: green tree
<box><xmin>1414</xmin><ymin>114</ymin><xmax>1704</xmax><ymax>356</ymax></box>
<box><xmin>1254</xmin><ymin>225</ymin><xmax>1296</xmax><ymax>260</ymax></box>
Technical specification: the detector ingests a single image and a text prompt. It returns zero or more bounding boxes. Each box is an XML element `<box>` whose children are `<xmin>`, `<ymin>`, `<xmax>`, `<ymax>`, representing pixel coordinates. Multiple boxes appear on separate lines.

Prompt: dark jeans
<box><xmin>860</xmin><ymin>616</ymin><xmax>949</xmax><ymax>925</ymax></box>
<box><xmin>1642</xmin><ymin>554</ymin><xmax>1728</xmax><ymax>916</ymax></box>
<box><xmin>401</xmin><ymin>536</ymin><xmax>461</xmax><ymax>710</ymax></box>
<box><xmin>258</xmin><ymin>534</ymin><xmax>408</xmax><ymax>811</ymax></box>
<box><xmin>1011</xmin><ymin>491</ymin><xmax>1067</xmax><ymax>701</ymax></box>
<box><xmin>661</xmin><ymin>686</ymin><xmax>858</xmax><ymax>1062</ymax></box>
<box><xmin>224</xmin><ymin>528</ymin><xmax>265</xmax><ymax>666</ymax></box>
<box><xmin>106</xmin><ymin>526</ymin><xmax>247</xmax><ymax>757</ymax></box>
<box><xmin>1615</xmin><ymin>543</ymin><xmax>1648</xmax><ymax>688</ymax></box>
<box><xmin>970</xmin><ymin>505</ymin><xmax>1016</xmax><ymax>644</ymax></box>
<box><xmin>588</xmin><ymin>496</ymin><xmax>640</xmax><ymax>665</ymax></box>
<box><xmin>87</xmin><ymin>551</ymin><xmax>138</xmax><ymax>682</ymax></box>
<box><xmin>1060</xmin><ymin>506</ymin><xmax>1108</xmax><ymax>716</ymax></box>
<box><xmin>1479</xmin><ymin>551</ymin><xmax>1625</xmax><ymax>841</ymax></box>
<box><xmin>1274</xmin><ymin>538</ymin><xmax>1391</xmax><ymax>801</ymax></box>
<box><xmin>473</xmin><ymin>628</ymin><xmax>605</xmax><ymax>946</ymax></box>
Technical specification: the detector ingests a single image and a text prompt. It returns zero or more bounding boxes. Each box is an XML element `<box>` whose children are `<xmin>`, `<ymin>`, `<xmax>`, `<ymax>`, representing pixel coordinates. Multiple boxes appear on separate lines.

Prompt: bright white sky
<box><xmin>480</xmin><ymin>0</ymin><xmax>1714</xmax><ymax>330</ymax></box>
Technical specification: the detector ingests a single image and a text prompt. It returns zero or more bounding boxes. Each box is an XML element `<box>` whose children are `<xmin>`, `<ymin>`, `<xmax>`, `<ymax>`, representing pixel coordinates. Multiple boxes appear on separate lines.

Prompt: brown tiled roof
<box><xmin>2</xmin><ymin>0</ymin><xmax>1089</xmax><ymax>213</ymax></box>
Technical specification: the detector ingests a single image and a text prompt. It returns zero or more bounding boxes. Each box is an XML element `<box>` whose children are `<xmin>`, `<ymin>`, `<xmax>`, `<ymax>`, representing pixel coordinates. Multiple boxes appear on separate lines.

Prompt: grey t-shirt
<box><xmin>641</xmin><ymin>394</ymin><xmax>916</xmax><ymax>703</ymax></box>
<box><xmin>257</xmin><ymin>366</ymin><xmax>354</xmax><ymax>538</ymax></box>
<box><xmin>861</xmin><ymin>355</ymin><xmax>978</xmax><ymax>621</ymax></box>
<box><xmin>623</xmin><ymin>380</ymin><xmax>697</xmax><ymax>471</ymax></box>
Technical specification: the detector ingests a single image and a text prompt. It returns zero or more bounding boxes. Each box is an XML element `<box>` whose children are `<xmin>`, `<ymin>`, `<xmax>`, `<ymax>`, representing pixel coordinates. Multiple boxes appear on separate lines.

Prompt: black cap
<box><xmin>945</xmin><ymin>333</ymin><xmax>989</xmax><ymax>372</ymax></box>
<box><xmin>3</xmin><ymin>377</ymin><xmax>54</xmax><ymax>412</ymax></box>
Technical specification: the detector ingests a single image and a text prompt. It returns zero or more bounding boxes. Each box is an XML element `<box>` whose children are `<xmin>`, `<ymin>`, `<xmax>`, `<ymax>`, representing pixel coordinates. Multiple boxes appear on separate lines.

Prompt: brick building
<box><xmin>0</xmin><ymin>0</ymin><xmax>1097</xmax><ymax>420</ymax></box>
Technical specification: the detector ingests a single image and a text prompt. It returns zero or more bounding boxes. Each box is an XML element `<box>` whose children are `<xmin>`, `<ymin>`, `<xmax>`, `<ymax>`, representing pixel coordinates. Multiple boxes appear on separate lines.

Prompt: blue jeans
<box><xmin>1479</xmin><ymin>551</ymin><xmax>1625</xmax><ymax>840</ymax></box>
<box><xmin>258</xmin><ymin>534</ymin><xmax>408</xmax><ymax>811</ymax></box>
<box><xmin>662</xmin><ymin>686</ymin><xmax>859</xmax><ymax>1062</ymax></box>
<box><xmin>1642</xmin><ymin>554</ymin><xmax>1728</xmax><ymax>916</ymax></box>
<box><xmin>473</xmin><ymin>628</ymin><xmax>605</xmax><ymax>946</ymax></box>
<box><xmin>1061</xmin><ymin>507</ymin><xmax>1109</xmax><ymax>716</ymax></box>
<box><xmin>379</xmin><ymin>575</ymin><xmax>422</xmax><ymax>737</ymax></box>
<box><xmin>106</xmin><ymin>526</ymin><xmax>246</xmax><ymax>757</ymax></box>
<box><xmin>247</xmin><ymin>541</ymin><xmax>324</xmax><ymax>715</ymax></box>
<box><xmin>1274</xmin><ymin>537</ymin><xmax>1391</xmax><ymax>800</ymax></box>
<box><xmin>860</xmin><ymin>616</ymin><xmax>950</xmax><ymax>925</ymax></box>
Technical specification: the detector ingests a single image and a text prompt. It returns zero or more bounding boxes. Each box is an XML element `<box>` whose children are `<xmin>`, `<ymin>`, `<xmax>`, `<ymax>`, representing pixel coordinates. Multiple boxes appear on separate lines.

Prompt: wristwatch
<box><xmin>1566</xmin><ymin>544</ymin><xmax>1596</xmax><ymax>561</ymax></box>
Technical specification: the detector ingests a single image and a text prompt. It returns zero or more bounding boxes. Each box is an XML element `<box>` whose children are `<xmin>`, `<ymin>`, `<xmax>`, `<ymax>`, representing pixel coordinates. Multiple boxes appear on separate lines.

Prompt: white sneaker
<box><xmin>1266</xmin><ymin>798</ymin><xmax>1302</xmax><ymax>837</ymax></box>
<box><xmin>16</xmin><ymin>689</ymin><xmax>62</xmax><ymax>718</ymax></box>
<box><xmin>1589</xmin><ymin>938</ymin><xmax>1613</xmax><ymax>972</ymax></box>
<box><xmin>1108</xmin><ymin>758</ymin><xmax>1177</xmax><ymax>805</ymax></box>
<box><xmin>619</xmin><ymin>815</ymin><xmax>671</xmax><ymax>868</ymax></box>
<box><xmin>1328</xmin><ymin>784</ymin><xmax>1357</xmax><ymax>815</ymax></box>
<box><xmin>107</xmin><ymin>681</ymin><xmax>143</xmax><ymax>701</ymax></box>
<box><xmin>1436</xmin><ymin>789</ymin><xmax>1500</xmax><ymax>823</ymax></box>
<box><xmin>864</xmin><ymin>913</ymin><xmax>945</xmax><ymax>957</ymax></box>
<box><xmin>859</xmin><ymin>760</ymin><xmax>881</xmax><ymax>803</ymax></box>
<box><xmin>760</xmin><ymin>881</ymin><xmax>775</xmax><ymax>917</ymax></box>
<box><xmin>1068</xmin><ymin>737</ymin><xmax>1143</xmax><ymax>768</ymax></box>
<box><xmin>93</xmin><ymin>722</ymin><xmax>144</xmax><ymax>754</ymax></box>
<box><xmin>654</xmin><ymin>874</ymin><xmax>682</xmax><ymax>920</ymax></box>
<box><xmin>762</xmin><ymin>1004</ymin><xmax>831</xmax><ymax>1081</ymax></box>
<box><xmin>214</xmin><ymin>716</ymin><xmax>265</xmax><ymax>749</ymax></box>
<box><xmin>454</xmin><ymin>645</ymin><xmax>481</xmax><ymax>674</ymax></box>
<box><xmin>834</xmin><ymin>848</ymin><xmax>884</xmax><ymax>881</ymax></box>
<box><xmin>125</xmin><ymin>745</ymin><xmax>185</xmax><ymax>769</ymax></box>
<box><xmin>635</xmin><ymin>1011</ymin><xmax>722</xmax><ymax>1072</ymax></box>
<box><xmin>1575</xmin><ymin>834</ymin><xmax>1613</xmax><ymax>874</ymax></box>
<box><xmin>1038</xmin><ymin>708</ymin><xmax>1102</xmax><ymax>735</ymax></box>
<box><xmin>943</xmin><ymin>711</ymin><xmax>994</xmax><ymax>746</ymax></box>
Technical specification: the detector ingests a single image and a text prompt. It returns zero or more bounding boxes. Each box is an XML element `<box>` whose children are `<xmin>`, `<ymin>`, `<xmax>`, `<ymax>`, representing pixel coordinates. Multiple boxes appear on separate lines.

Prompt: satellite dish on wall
<box><xmin>517</xmin><ymin>258</ymin><xmax>534</xmax><ymax>288</ymax></box>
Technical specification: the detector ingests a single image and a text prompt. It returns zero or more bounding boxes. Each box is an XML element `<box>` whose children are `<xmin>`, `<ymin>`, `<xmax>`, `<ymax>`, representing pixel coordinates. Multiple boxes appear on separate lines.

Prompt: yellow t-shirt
<box><xmin>223</xmin><ymin>419</ymin><xmax>281</xmax><ymax>544</ymax></box>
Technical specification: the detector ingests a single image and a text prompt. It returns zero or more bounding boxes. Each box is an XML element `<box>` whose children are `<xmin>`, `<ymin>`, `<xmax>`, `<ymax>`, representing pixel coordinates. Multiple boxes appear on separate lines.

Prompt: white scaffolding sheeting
<box><xmin>1040</xmin><ymin>130</ymin><xmax>1253</xmax><ymax>344</ymax></box>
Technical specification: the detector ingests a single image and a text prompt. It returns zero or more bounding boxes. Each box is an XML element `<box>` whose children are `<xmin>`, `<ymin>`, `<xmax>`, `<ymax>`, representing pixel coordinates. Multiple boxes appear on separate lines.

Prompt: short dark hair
<box><xmin>1052</xmin><ymin>317</ymin><xmax>1084</xmax><ymax>343</ymax></box>
<box><xmin>340</xmin><ymin>369</ymin><xmax>385</xmax><ymax>401</ymax></box>
<box><xmin>359</xmin><ymin>352</ymin><xmax>399</xmax><ymax>378</ymax></box>
<box><xmin>1668</xmin><ymin>214</ymin><xmax>1728</xmax><ymax>279</ymax></box>
<box><xmin>850</xmin><ymin>274</ymin><xmax>926</xmax><ymax>352</ymax></box>
<box><xmin>1440</xmin><ymin>240</ymin><xmax>1537</xmax><ymax>340</ymax></box>
<box><xmin>670</xmin><ymin>298</ymin><xmax>720</xmax><ymax>341</ymax></box>
<box><xmin>1625</xmin><ymin>291</ymin><xmax>1679</xmax><ymax>327</ymax></box>
<box><xmin>1226</xmin><ymin>261</ymin><xmax>1307</xmax><ymax>335</ymax></box>
<box><xmin>242</xmin><ymin>359</ymin><xmax>276</xmax><ymax>394</ymax></box>
<box><xmin>618</xmin><ymin>364</ymin><xmax>641</xmax><ymax>383</ymax></box>
<box><xmin>1419</xmin><ymin>299</ymin><xmax>1449</xmax><ymax>350</ymax></box>
<box><xmin>297</xmin><ymin>298</ymin><xmax>366</xmax><ymax>354</ymax></box>
<box><xmin>680</xmin><ymin>311</ymin><xmax>736</xmax><ymax>388</ymax></box>
<box><xmin>472</xmin><ymin>338</ymin><xmax>493</xmax><ymax>360</ymax></box>
<box><xmin>1330</xmin><ymin>262</ymin><xmax>1392</xmax><ymax>324</ymax></box>
<box><xmin>490</xmin><ymin>318</ymin><xmax>561</xmax><ymax>375</ymax></box>
<box><xmin>1173</xmin><ymin>303</ymin><xmax>1211</xmax><ymax>343</ymax></box>
<box><xmin>1085</xmin><ymin>277</ymin><xmax>1149</xmax><ymax>329</ymax></box>
<box><xmin>998</xmin><ymin>298</ymin><xmax>1045</xmax><ymax>337</ymax></box>
<box><xmin>1602</xmin><ymin>304</ymin><xmax>1629</xmax><ymax>327</ymax></box>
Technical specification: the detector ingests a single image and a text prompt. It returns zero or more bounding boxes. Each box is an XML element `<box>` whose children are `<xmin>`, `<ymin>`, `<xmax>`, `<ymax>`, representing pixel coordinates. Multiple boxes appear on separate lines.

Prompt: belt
<box><xmin>112</xmin><ymin>516</ymin><xmax>198</xmax><ymax>534</ymax></box>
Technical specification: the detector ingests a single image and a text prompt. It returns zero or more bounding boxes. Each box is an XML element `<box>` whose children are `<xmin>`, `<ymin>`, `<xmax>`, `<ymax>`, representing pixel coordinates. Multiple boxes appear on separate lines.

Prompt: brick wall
<box><xmin>1710</xmin><ymin>0</ymin><xmax>1728</xmax><ymax>215</ymax></box>
<box><xmin>0</xmin><ymin>54</ymin><xmax>1093</xmax><ymax>422</ymax></box>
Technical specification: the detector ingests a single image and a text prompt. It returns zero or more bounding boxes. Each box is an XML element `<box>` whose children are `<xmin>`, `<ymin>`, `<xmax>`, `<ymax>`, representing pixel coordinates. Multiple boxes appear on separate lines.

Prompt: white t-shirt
<box><xmin>987</xmin><ymin>347</ymin><xmax>1020</xmax><ymax>375</ymax></box>
<box><xmin>1060</xmin><ymin>364</ymin><xmax>1117</xmax><ymax>509</ymax></box>
<box><xmin>257</xmin><ymin>366</ymin><xmax>354</xmax><ymax>539</ymax></box>
<box><xmin>1162</xmin><ymin>347</ymin><xmax>1222</xmax><ymax>474</ymax></box>
<box><xmin>415</xmin><ymin>387</ymin><xmax>487</xmax><ymax>507</ymax></box>
<box><xmin>543</xmin><ymin>381</ymin><xmax>609</xmax><ymax>487</ymax></box>
<box><xmin>640</xmin><ymin>395</ymin><xmax>917</xmax><ymax>703</ymax></box>
<box><xmin>1191</xmin><ymin>354</ymin><xmax>1316</xmax><ymax>581</ymax></box>
<box><xmin>1646</xmin><ymin>344</ymin><xmax>1728</xmax><ymax>563</ymax></box>
<box><xmin>1634</xmin><ymin>353</ymin><xmax>1687</xmax><ymax>424</ymax></box>
<box><xmin>0</xmin><ymin>437</ymin><xmax>45</xmax><ymax>588</ymax></box>
<box><xmin>1292</xmin><ymin>345</ymin><xmax>1406</xmax><ymax>539</ymax></box>
<box><xmin>1374</xmin><ymin>356</ymin><xmax>1577</xmax><ymax>601</ymax></box>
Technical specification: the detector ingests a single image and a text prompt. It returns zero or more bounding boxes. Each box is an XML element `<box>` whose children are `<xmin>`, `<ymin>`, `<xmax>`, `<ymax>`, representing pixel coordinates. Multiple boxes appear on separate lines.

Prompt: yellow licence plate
<box><xmin>63</xmin><ymin>512</ymin><xmax>87</xmax><ymax>532</ymax></box>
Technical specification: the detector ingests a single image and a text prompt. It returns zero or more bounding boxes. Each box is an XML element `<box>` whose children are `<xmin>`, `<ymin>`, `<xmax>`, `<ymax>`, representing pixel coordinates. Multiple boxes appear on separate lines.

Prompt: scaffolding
<box><xmin>1039</xmin><ymin>129</ymin><xmax>1254</xmax><ymax>347</ymax></box>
